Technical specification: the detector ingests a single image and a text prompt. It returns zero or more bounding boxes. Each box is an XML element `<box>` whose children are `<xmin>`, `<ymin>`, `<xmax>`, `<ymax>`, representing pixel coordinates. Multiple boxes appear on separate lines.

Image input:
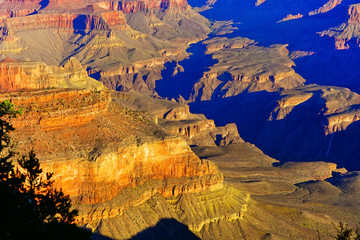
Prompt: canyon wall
<box><xmin>0</xmin><ymin>57</ymin><xmax>104</xmax><ymax>91</ymax></box>
<box><xmin>190</xmin><ymin>38</ymin><xmax>305</xmax><ymax>102</ymax></box>
<box><xmin>0</xmin><ymin>0</ymin><xmax>210</xmax><ymax>93</ymax></box>
<box><xmin>5</xmin><ymin>88</ymin><xmax>222</xmax><ymax>204</ymax></box>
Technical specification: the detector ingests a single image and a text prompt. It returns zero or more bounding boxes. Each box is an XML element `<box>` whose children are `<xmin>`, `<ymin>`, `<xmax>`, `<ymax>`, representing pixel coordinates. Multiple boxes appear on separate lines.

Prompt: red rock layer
<box><xmin>0</xmin><ymin>59</ymin><xmax>58</xmax><ymax>90</ymax></box>
<box><xmin>2</xmin><ymin>11</ymin><xmax>127</xmax><ymax>35</ymax></box>
<box><xmin>97</xmin><ymin>0</ymin><xmax>188</xmax><ymax>12</ymax></box>
<box><xmin>1</xmin><ymin>89</ymin><xmax>110</xmax><ymax>131</ymax></box>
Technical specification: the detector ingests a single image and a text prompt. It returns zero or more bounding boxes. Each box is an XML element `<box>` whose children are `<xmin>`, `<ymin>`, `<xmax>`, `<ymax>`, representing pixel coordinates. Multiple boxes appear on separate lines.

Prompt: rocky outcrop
<box><xmin>268</xmin><ymin>92</ymin><xmax>313</xmax><ymax>120</ymax></box>
<box><xmin>7</xmin><ymin>88</ymin><xmax>223</xmax><ymax>204</ymax></box>
<box><xmin>113</xmin><ymin>90</ymin><xmax>243</xmax><ymax>147</ymax></box>
<box><xmin>190</xmin><ymin>84</ymin><xmax>360</xmax><ymax>171</ymax></box>
<box><xmin>204</xmin><ymin>37</ymin><xmax>255</xmax><ymax>53</ymax></box>
<box><xmin>0</xmin><ymin>57</ymin><xmax>104</xmax><ymax>91</ymax></box>
<box><xmin>98</xmin><ymin>0</ymin><xmax>188</xmax><ymax>13</ymax></box>
<box><xmin>1</xmin><ymin>11</ymin><xmax>128</xmax><ymax>36</ymax></box>
<box><xmin>3</xmin><ymin>88</ymin><xmax>110</xmax><ymax>130</ymax></box>
<box><xmin>318</xmin><ymin>3</ymin><xmax>360</xmax><ymax>50</ymax></box>
<box><xmin>0</xmin><ymin>0</ymin><xmax>210</xmax><ymax>93</ymax></box>
<box><xmin>44</xmin><ymin>137</ymin><xmax>223</xmax><ymax>204</ymax></box>
<box><xmin>309</xmin><ymin>0</ymin><xmax>342</xmax><ymax>15</ymax></box>
<box><xmin>289</xmin><ymin>50</ymin><xmax>315</xmax><ymax>59</ymax></box>
<box><xmin>255</xmin><ymin>0</ymin><xmax>266</xmax><ymax>7</ymax></box>
<box><xmin>190</xmin><ymin>38</ymin><xmax>305</xmax><ymax>101</ymax></box>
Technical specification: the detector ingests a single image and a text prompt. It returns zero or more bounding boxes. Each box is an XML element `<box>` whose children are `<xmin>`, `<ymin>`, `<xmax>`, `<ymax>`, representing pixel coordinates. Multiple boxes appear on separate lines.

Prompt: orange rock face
<box><xmin>44</xmin><ymin>138</ymin><xmax>222</xmax><ymax>204</ymax></box>
<box><xmin>0</xmin><ymin>0</ymin><xmax>40</xmax><ymax>24</ymax></box>
<box><xmin>0</xmin><ymin>58</ymin><xmax>104</xmax><ymax>91</ymax></box>
<box><xmin>2</xmin><ymin>11</ymin><xmax>127</xmax><ymax>36</ymax></box>
<box><xmin>3</xmin><ymin>89</ymin><xmax>110</xmax><ymax>130</ymax></box>
<box><xmin>6</xmin><ymin>89</ymin><xmax>222</xmax><ymax>204</ymax></box>
<box><xmin>348</xmin><ymin>4</ymin><xmax>360</xmax><ymax>23</ymax></box>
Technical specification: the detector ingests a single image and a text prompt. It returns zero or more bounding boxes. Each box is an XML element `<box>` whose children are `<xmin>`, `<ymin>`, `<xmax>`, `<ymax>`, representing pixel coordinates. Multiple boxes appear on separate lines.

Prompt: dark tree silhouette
<box><xmin>0</xmin><ymin>100</ymin><xmax>90</xmax><ymax>240</ymax></box>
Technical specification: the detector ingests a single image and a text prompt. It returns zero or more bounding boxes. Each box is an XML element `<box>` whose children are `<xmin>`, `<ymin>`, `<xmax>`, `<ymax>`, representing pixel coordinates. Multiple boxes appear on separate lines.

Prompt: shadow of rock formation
<box><xmin>129</xmin><ymin>218</ymin><xmax>200</xmax><ymax>240</ymax></box>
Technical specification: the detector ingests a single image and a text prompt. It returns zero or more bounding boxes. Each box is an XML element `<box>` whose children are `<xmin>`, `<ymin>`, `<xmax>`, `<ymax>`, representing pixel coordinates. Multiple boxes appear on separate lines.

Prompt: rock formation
<box><xmin>278</xmin><ymin>13</ymin><xmax>303</xmax><ymax>22</ymax></box>
<box><xmin>157</xmin><ymin>36</ymin><xmax>360</xmax><ymax>171</ymax></box>
<box><xmin>7</xmin><ymin>88</ymin><xmax>223</xmax><ymax>204</ymax></box>
<box><xmin>255</xmin><ymin>0</ymin><xmax>266</xmax><ymax>7</ymax></box>
<box><xmin>0</xmin><ymin>57</ymin><xmax>104</xmax><ymax>91</ymax></box>
<box><xmin>289</xmin><ymin>50</ymin><xmax>315</xmax><ymax>59</ymax></box>
<box><xmin>190</xmin><ymin>83</ymin><xmax>360</xmax><ymax>171</ymax></box>
<box><xmin>190</xmin><ymin>37</ymin><xmax>305</xmax><ymax>101</ymax></box>
<box><xmin>309</xmin><ymin>0</ymin><xmax>343</xmax><ymax>15</ymax></box>
<box><xmin>113</xmin><ymin>90</ymin><xmax>243</xmax><ymax>147</ymax></box>
<box><xmin>0</xmin><ymin>0</ymin><xmax>211</xmax><ymax>93</ymax></box>
<box><xmin>319</xmin><ymin>3</ymin><xmax>360</xmax><ymax>50</ymax></box>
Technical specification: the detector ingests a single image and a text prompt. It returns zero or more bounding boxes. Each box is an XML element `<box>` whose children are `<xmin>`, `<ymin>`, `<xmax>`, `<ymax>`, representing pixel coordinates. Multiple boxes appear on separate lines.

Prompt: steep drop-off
<box><xmin>157</xmin><ymin>36</ymin><xmax>360</xmax><ymax>170</ymax></box>
<box><xmin>7</xmin><ymin>89</ymin><xmax>223</xmax><ymax>204</ymax></box>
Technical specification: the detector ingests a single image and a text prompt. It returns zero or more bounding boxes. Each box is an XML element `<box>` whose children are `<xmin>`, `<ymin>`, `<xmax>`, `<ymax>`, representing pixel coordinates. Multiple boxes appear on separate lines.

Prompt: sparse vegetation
<box><xmin>334</xmin><ymin>222</ymin><xmax>360</xmax><ymax>240</ymax></box>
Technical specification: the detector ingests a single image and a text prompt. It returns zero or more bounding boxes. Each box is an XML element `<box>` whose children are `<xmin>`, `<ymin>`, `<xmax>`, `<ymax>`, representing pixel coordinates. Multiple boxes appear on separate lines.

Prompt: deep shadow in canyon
<box><xmin>92</xmin><ymin>218</ymin><xmax>199</xmax><ymax>240</ymax></box>
<box><xmin>155</xmin><ymin>41</ymin><xmax>217</xmax><ymax>100</ymax></box>
<box><xmin>153</xmin><ymin>0</ymin><xmax>360</xmax><ymax>170</ymax></box>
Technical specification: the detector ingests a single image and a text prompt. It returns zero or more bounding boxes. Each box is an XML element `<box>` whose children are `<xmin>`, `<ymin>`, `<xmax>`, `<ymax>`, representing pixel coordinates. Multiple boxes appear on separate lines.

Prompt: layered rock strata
<box><xmin>7</xmin><ymin>89</ymin><xmax>223</xmax><ymax>204</ymax></box>
<box><xmin>113</xmin><ymin>90</ymin><xmax>243</xmax><ymax>147</ymax></box>
<box><xmin>191</xmin><ymin>84</ymin><xmax>360</xmax><ymax>171</ymax></box>
<box><xmin>171</xmin><ymin>36</ymin><xmax>360</xmax><ymax>170</ymax></box>
<box><xmin>0</xmin><ymin>57</ymin><xmax>104</xmax><ymax>91</ymax></box>
<box><xmin>190</xmin><ymin>37</ymin><xmax>305</xmax><ymax>101</ymax></box>
<box><xmin>0</xmin><ymin>0</ymin><xmax>210</xmax><ymax>93</ymax></box>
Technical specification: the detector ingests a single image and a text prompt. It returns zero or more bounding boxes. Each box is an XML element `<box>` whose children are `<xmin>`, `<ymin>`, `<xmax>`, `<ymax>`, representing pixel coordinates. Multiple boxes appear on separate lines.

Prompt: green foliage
<box><xmin>0</xmin><ymin>101</ymin><xmax>90</xmax><ymax>240</ymax></box>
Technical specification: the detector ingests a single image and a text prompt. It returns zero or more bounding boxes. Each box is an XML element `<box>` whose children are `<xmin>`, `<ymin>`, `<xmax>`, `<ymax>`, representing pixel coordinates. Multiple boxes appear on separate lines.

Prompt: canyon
<box><xmin>1</xmin><ymin>0</ymin><xmax>360</xmax><ymax>239</ymax></box>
